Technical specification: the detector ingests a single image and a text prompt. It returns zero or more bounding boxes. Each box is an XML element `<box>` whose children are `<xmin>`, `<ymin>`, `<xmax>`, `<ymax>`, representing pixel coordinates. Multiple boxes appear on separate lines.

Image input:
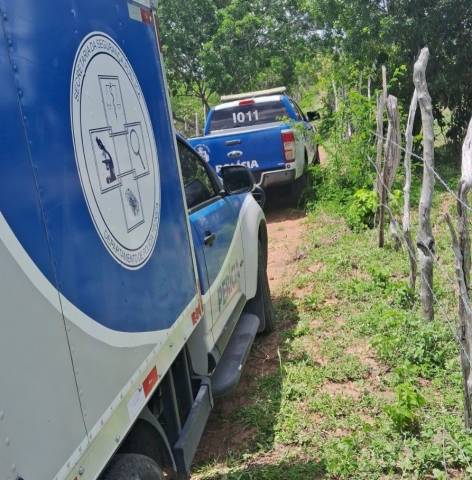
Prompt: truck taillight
<box><xmin>282</xmin><ymin>130</ymin><xmax>296</xmax><ymax>163</ymax></box>
<box><xmin>239</xmin><ymin>99</ymin><xmax>255</xmax><ymax>106</ymax></box>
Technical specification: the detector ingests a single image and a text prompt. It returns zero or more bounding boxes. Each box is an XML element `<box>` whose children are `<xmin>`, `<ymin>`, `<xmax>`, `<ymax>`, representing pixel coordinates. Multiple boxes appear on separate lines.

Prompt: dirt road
<box><xmin>193</xmin><ymin>204</ymin><xmax>307</xmax><ymax>466</ymax></box>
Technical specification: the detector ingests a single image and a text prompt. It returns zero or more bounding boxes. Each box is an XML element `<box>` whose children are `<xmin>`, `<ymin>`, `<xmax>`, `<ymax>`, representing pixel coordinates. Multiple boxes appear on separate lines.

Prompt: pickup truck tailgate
<box><xmin>191</xmin><ymin>124</ymin><xmax>286</xmax><ymax>177</ymax></box>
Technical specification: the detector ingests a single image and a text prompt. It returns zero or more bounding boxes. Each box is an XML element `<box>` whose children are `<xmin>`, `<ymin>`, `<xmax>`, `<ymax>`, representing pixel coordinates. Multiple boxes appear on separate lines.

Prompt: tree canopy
<box><xmin>158</xmin><ymin>0</ymin><xmax>472</xmax><ymax>141</ymax></box>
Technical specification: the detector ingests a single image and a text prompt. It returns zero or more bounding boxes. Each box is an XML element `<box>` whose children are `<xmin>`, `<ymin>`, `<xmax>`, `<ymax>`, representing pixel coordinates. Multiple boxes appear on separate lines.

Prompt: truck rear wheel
<box><xmin>245</xmin><ymin>241</ymin><xmax>275</xmax><ymax>333</ymax></box>
<box><xmin>102</xmin><ymin>454</ymin><xmax>165</xmax><ymax>480</ymax></box>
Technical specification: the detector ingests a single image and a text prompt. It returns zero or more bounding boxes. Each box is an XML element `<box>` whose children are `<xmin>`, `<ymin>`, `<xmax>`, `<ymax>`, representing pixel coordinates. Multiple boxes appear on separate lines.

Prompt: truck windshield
<box><xmin>209</xmin><ymin>101</ymin><xmax>288</xmax><ymax>132</ymax></box>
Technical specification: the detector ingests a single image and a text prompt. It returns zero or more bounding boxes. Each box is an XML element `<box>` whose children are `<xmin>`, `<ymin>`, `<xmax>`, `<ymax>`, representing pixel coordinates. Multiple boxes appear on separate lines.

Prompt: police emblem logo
<box><xmin>71</xmin><ymin>32</ymin><xmax>161</xmax><ymax>269</ymax></box>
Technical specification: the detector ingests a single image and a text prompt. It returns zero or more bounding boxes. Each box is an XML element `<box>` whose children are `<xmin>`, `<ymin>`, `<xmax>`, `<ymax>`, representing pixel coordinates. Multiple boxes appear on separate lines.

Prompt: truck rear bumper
<box><xmin>258</xmin><ymin>168</ymin><xmax>295</xmax><ymax>188</ymax></box>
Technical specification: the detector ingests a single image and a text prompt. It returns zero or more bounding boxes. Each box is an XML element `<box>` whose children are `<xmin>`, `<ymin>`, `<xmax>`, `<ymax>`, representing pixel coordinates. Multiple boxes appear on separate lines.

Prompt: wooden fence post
<box><xmin>383</xmin><ymin>95</ymin><xmax>402</xmax><ymax>249</ymax></box>
<box><xmin>447</xmin><ymin>117</ymin><xmax>472</xmax><ymax>428</ymax></box>
<box><xmin>403</xmin><ymin>90</ymin><xmax>418</xmax><ymax>289</ymax></box>
<box><xmin>377</xmin><ymin>66</ymin><xmax>388</xmax><ymax>247</ymax></box>
<box><xmin>414</xmin><ymin>47</ymin><xmax>435</xmax><ymax>321</ymax></box>
<box><xmin>446</xmin><ymin>146</ymin><xmax>472</xmax><ymax>431</ymax></box>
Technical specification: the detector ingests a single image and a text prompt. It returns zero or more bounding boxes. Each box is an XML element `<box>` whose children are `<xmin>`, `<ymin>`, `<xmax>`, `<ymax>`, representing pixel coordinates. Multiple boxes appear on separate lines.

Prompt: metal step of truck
<box><xmin>211</xmin><ymin>313</ymin><xmax>260</xmax><ymax>397</ymax></box>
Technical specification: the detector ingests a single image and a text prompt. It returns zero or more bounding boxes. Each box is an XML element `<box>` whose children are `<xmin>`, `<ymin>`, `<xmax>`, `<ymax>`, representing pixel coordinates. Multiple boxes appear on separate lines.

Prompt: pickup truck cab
<box><xmin>0</xmin><ymin>3</ymin><xmax>273</xmax><ymax>480</ymax></box>
<box><xmin>189</xmin><ymin>87</ymin><xmax>318</xmax><ymax>193</ymax></box>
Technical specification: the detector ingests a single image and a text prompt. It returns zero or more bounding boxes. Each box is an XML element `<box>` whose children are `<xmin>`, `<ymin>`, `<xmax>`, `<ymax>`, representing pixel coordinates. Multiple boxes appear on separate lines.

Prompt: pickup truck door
<box><xmin>178</xmin><ymin>141</ymin><xmax>245</xmax><ymax>335</ymax></box>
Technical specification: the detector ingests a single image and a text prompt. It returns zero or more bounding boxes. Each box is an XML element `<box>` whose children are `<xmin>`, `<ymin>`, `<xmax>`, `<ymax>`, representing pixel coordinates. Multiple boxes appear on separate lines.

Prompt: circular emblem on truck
<box><xmin>71</xmin><ymin>32</ymin><xmax>160</xmax><ymax>270</ymax></box>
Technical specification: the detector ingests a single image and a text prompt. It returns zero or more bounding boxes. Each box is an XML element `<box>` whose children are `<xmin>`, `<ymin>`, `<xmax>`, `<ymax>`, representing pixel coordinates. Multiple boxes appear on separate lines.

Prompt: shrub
<box><xmin>385</xmin><ymin>383</ymin><xmax>425</xmax><ymax>434</ymax></box>
<box><xmin>346</xmin><ymin>188</ymin><xmax>379</xmax><ymax>230</ymax></box>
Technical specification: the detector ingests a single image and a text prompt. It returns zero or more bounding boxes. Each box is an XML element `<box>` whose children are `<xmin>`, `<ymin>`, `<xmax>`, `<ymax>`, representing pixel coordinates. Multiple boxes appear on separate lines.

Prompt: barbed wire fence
<box><xmin>370</xmin><ymin>47</ymin><xmax>472</xmax><ymax>430</ymax></box>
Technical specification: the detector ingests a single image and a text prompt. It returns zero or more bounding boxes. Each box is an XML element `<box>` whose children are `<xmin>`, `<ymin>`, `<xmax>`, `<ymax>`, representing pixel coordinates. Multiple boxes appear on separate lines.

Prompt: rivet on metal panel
<box><xmin>5</xmin><ymin>437</ymin><xmax>10</xmax><ymax>446</ymax></box>
<box><xmin>115</xmin><ymin>436</ymin><xmax>120</xmax><ymax>443</ymax></box>
<box><xmin>78</xmin><ymin>466</ymin><xmax>85</xmax><ymax>476</ymax></box>
<box><xmin>17</xmin><ymin>89</ymin><xmax>23</xmax><ymax>98</ymax></box>
<box><xmin>11</xmin><ymin>464</ymin><xmax>16</xmax><ymax>472</ymax></box>
<box><xmin>12</xmin><ymin>63</ymin><xmax>17</xmax><ymax>72</ymax></box>
<box><xmin>2</xmin><ymin>13</ymin><xmax>7</xmax><ymax>21</ymax></box>
<box><xmin>7</xmin><ymin>37</ymin><xmax>12</xmax><ymax>46</ymax></box>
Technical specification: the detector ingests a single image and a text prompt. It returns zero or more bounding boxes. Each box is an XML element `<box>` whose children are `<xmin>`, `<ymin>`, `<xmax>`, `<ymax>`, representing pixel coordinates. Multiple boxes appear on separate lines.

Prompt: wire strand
<box><xmin>365</xmin><ymin>154</ymin><xmax>472</xmax><ymax>366</ymax></box>
<box><xmin>371</xmin><ymin>130</ymin><xmax>471</xmax><ymax>214</ymax></box>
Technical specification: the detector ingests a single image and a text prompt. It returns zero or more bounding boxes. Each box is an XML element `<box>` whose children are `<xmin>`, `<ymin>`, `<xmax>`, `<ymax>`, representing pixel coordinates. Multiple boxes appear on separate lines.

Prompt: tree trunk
<box><xmin>332</xmin><ymin>80</ymin><xmax>339</xmax><ymax>113</ymax></box>
<box><xmin>414</xmin><ymin>47</ymin><xmax>435</xmax><ymax>321</ymax></box>
<box><xmin>195</xmin><ymin>112</ymin><xmax>200</xmax><ymax>137</ymax></box>
<box><xmin>403</xmin><ymin>90</ymin><xmax>418</xmax><ymax>289</ymax></box>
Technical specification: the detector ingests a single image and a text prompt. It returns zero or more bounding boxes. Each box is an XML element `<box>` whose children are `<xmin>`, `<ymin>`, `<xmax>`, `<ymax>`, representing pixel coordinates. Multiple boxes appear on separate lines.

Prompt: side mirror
<box><xmin>220</xmin><ymin>165</ymin><xmax>255</xmax><ymax>195</ymax></box>
<box><xmin>306</xmin><ymin>111</ymin><xmax>320</xmax><ymax>122</ymax></box>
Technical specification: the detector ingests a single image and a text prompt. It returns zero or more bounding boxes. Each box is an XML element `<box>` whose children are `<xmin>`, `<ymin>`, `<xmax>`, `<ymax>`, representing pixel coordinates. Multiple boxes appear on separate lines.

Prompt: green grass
<box><xmin>193</xmin><ymin>185</ymin><xmax>472</xmax><ymax>479</ymax></box>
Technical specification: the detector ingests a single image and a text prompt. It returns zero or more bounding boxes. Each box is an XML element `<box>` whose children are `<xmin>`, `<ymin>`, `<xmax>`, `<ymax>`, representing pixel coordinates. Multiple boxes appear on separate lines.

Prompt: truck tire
<box><xmin>290</xmin><ymin>172</ymin><xmax>307</xmax><ymax>204</ymax></box>
<box><xmin>102</xmin><ymin>454</ymin><xmax>165</xmax><ymax>480</ymax></box>
<box><xmin>245</xmin><ymin>241</ymin><xmax>275</xmax><ymax>333</ymax></box>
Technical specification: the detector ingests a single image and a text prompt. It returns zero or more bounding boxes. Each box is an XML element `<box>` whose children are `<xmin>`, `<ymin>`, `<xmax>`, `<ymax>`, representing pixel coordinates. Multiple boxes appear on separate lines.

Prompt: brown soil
<box><xmin>318</xmin><ymin>146</ymin><xmax>328</xmax><ymax>166</ymax></box>
<box><xmin>265</xmin><ymin>208</ymin><xmax>307</xmax><ymax>292</ymax></box>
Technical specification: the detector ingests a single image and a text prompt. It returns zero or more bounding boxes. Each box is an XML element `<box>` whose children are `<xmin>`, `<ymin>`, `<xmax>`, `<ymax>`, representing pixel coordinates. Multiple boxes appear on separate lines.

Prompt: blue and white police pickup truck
<box><xmin>0</xmin><ymin>2</ymin><xmax>272</xmax><ymax>480</ymax></box>
<box><xmin>189</xmin><ymin>88</ymin><xmax>319</xmax><ymax>195</ymax></box>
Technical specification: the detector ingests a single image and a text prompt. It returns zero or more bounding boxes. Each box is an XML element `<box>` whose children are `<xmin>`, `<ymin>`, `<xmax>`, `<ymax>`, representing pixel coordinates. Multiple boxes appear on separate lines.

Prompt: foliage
<box><xmin>312</xmin><ymin>0</ymin><xmax>472</xmax><ymax>143</ymax></box>
<box><xmin>345</xmin><ymin>188</ymin><xmax>378</xmax><ymax>230</ymax></box>
<box><xmin>158</xmin><ymin>0</ymin><xmax>316</xmax><ymax>110</ymax></box>
<box><xmin>384</xmin><ymin>383</ymin><xmax>426</xmax><ymax>434</ymax></box>
<box><xmin>204</xmin><ymin>0</ymin><xmax>316</xmax><ymax>96</ymax></box>
<box><xmin>316</xmin><ymin>94</ymin><xmax>375</xmax><ymax>199</ymax></box>
<box><xmin>158</xmin><ymin>0</ymin><xmax>220</xmax><ymax>108</ymax></box>
<box><xmin>194</xmin><ymin>193</ymin><xmax>471</xmax><ymax>479</ymax></box>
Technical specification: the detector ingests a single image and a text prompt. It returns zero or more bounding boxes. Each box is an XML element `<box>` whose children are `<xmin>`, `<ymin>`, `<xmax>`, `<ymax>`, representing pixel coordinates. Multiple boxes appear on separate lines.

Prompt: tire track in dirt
<box><xmin>192</xmin><ymin>205</ymin><xmax>308</xmax><ymax>468</ymax></box>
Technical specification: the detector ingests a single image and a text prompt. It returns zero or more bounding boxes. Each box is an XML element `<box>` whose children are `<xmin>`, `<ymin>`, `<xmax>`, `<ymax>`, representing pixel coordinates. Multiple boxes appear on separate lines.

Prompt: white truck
<box><xmin>0</xmin><ymin>2</ymin><xmax>273</xmax><ymax>479</ymax></box>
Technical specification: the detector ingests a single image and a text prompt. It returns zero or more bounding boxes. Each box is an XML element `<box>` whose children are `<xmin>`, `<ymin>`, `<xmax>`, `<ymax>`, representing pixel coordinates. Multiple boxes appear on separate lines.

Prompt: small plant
<box><xmin>346</xmin><ymin>188</ymin><xmax>379</xmax><ymax>230</ymax></box>
<box><xmin>389</xmin><ymin>281</ymin><xmax>416</xmax><ymax>309</ymax></box>
<box><xmin>385</xmin><ymin>383</ymin><xmax>425</xmax><ymax>434</ymax></box>
<box><xmin>323</xmin><ymin>436</ymin><xmax>360</xmax><ymax>477</ymax></box>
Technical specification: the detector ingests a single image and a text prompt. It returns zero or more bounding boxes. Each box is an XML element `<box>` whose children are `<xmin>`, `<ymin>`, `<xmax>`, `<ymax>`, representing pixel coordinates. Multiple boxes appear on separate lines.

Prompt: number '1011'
<box><xmin>233</xmin><ymin>110</ymin><xmax>259</xmax><ymax>124</ymax></box>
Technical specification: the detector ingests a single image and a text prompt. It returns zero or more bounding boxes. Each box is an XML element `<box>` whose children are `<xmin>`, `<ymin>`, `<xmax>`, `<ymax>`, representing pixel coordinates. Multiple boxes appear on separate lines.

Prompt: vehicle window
<box><xmin>178</xmin><ymin>142</ymin><xmax>218</xmax><ymax>210</ymax></box>
<box><xmin>209</xmin><ymin>101</ymin><xmax>288</xmax><ymax>132</ymax></box>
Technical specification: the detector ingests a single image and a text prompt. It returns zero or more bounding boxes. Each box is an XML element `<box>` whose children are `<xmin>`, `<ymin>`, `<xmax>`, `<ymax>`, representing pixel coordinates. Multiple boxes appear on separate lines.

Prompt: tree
<box><xmin>205</xmin><ymin>0</ymin><xmax>316</xmax><ymax>95</ymax></box>
<box><xmin>313</xmin><ymin>0</ymin><xmax>472</xmax><ymax>143</ymax></box>
<box><xmin>158</xmin><ymin>0</ymin><xmax>222</xmax><ymax>109</ymax></box>
<box><xmin>159</xmin><ymin>0</ymin><xmax>317</xmax><ymax>106</ymax></box>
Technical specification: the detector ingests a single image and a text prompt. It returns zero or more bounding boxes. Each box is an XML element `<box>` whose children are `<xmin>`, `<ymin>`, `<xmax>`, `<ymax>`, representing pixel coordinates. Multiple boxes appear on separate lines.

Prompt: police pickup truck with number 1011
<box><xmin>0</xmin><ymin>2</ymin><xmax>273</xmax><ymax>480</ymax></box>
<box><xmin>189</xmin><ymin>88</ymin><xmax>320</xmax><ymax>197</ymax></box>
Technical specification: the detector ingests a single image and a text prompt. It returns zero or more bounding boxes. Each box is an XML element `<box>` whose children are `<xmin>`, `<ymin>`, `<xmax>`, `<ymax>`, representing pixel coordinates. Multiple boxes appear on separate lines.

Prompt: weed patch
<box><xmin>195</xmin><ymin>198</ymin><xmax>470</xmax><ymax>479</ymax></box>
